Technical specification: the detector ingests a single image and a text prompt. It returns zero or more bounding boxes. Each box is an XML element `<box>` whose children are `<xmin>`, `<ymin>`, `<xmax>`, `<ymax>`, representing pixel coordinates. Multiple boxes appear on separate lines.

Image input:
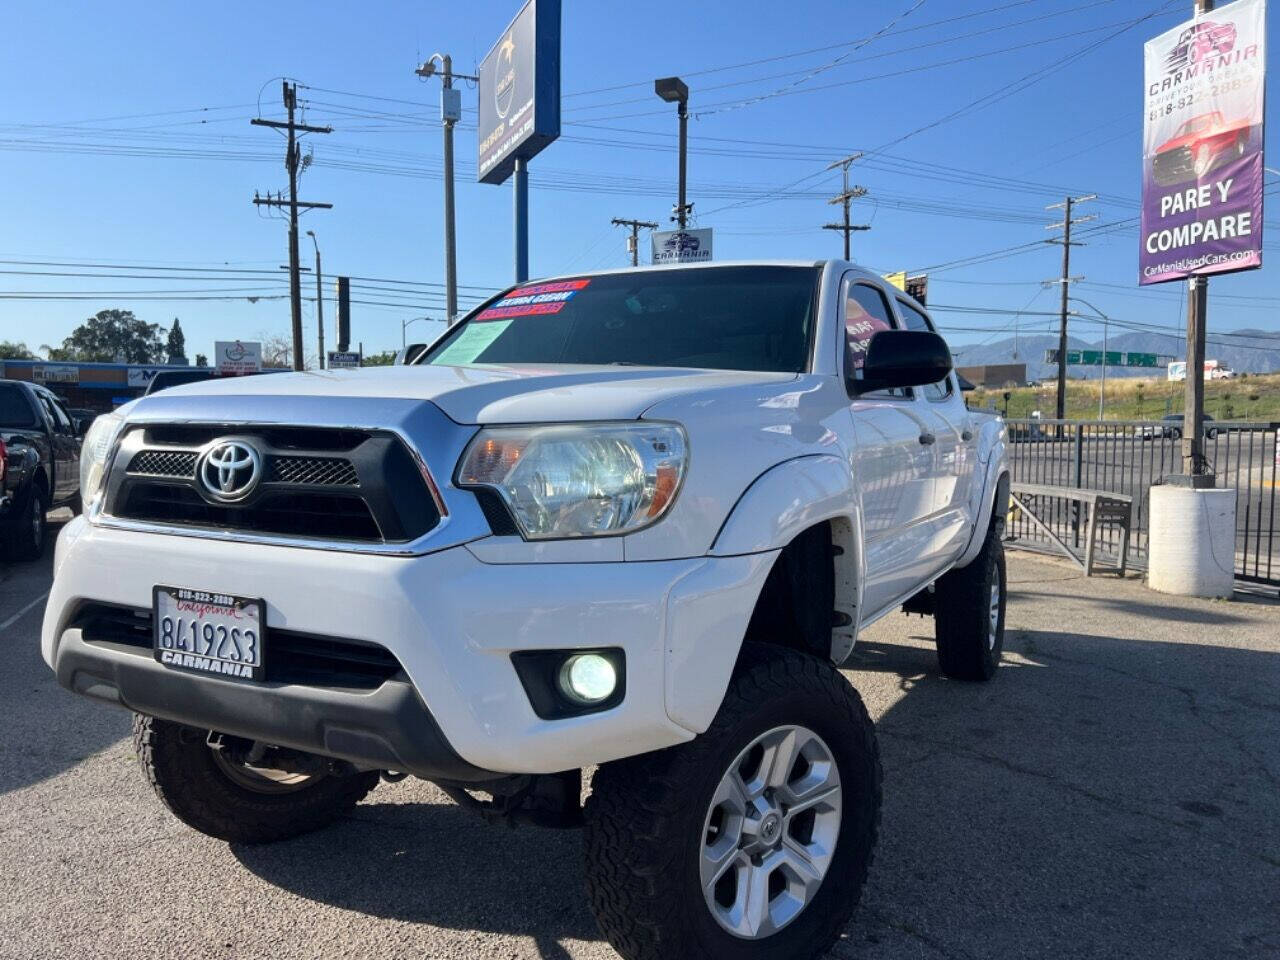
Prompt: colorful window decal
<box><xmin>476</xmin><ymin>278</ymin><xmax>591</xmax><ymax>321</ymax></box>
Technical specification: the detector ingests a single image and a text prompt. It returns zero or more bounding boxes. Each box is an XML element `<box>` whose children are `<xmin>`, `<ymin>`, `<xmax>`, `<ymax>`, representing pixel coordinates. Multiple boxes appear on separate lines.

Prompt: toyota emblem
<box><xmin>197</xmin><ymin>440</ymin><xmax>262</xmax><ymax>502</ymax></box>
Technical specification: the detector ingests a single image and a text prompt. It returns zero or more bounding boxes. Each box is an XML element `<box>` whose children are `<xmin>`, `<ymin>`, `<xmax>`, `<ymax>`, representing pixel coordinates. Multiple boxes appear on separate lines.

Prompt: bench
<box><xmin>1009</xmin><ymin>482</ymin><xmax>1133</xmax><ymax>576</ymax></box>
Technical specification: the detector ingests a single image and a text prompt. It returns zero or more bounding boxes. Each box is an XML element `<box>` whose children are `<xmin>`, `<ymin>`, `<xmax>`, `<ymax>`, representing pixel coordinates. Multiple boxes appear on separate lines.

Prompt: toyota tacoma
<box><xmin>43</xmin><ymin>261</ymin><xmax>1010</xmax><ymax>960</ymax></box>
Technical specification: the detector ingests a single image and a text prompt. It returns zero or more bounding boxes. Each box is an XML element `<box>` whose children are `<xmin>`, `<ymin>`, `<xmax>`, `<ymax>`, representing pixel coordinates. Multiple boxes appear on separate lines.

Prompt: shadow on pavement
<box><xmin>233</xmin><ymin>616</ymin><xmax>1280</xmax><ymax>959</ymax></box>
<box><xmin>0</xmin><ymin>519</ymin><xmax>134</xmax><ymax>798</ymax></box>
<box><xmin>234</xmin><ymin>800</ymin><xmax>597</xmax><ymax>960</ymax></box>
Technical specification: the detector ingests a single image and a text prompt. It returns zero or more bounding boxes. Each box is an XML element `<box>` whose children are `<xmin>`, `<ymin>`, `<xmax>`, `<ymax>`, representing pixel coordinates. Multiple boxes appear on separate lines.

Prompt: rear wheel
<box><xmin>933</xmin><ymin>524</ymin><xmax>1006</xmax><ymax>681</ymax></box>
<box><xmin>8</xmin><ymin>487</ymin><xmax>47</xmax><ymax>560</ymax></box>
<box><xmin>132</xmin><ymin>714</ymin><xmax>379</xmax><ymax>844</ymax></box>
<box><xmin>584</xmin><ymin>645</ymin><xmax>881</xmax><ymax>960</ymax></box>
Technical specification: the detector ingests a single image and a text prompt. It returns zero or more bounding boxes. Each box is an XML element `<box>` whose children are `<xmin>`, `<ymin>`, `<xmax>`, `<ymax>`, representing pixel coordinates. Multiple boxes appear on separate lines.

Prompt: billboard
<box><xmin>1140</xmin><ymin>0</ymin><xmax>1266</xmax><ymax>285</ymax></box>
<box><xmin>652</xmin><ymin>228</ymin><xmax>713</xmax><ymax>264</ymax></box>
<box><xmin>214</xmin><ymin>340</ymin><xmax>262</xmax><ymax>375</ymax></box>
<box><xmin>477</xmin><ymin>0</ymin><xmax>561</xmax><ymax>185</ymax></box>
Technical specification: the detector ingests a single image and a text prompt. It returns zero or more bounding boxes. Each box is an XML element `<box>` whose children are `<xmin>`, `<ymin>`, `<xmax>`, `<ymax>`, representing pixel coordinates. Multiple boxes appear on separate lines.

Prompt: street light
<box><xmin>654</xmin><ymin>77</ymin><xmax>691</xmax><ymax>230</ymax></box>
<box><xmin>305</xmin><ymin>230</ymin><xmax>325</xmax><ymax>369</ymax></box>
<box><xmin>1069</xmin><ymin>296</ymin><xmax>1113</xmax><ymax>422</ymax></box>
<box><xmin>401</xmin><ymin>315</ymin><xmax>439</xmax><ymax>349</ymax></box>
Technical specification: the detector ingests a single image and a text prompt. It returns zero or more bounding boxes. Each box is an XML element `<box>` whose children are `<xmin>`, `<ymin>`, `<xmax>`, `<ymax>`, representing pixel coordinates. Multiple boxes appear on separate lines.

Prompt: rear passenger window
<box><xmin>895</xmin><ymin>298</ymin><xmax>953</xmax><ymax>401</ymax></box>
<box><xmin>845</xmin><ymin>283</ymin><xmax>909</xmax><ymax>399</ymax></box>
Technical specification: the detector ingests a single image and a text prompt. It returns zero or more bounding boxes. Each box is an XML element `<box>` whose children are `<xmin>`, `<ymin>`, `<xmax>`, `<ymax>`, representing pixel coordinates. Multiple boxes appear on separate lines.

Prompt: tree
<box><xmin>167</xmin><ymin>318</ymin><xmax>186</xmax><ymax>362</ymax></box>
<box><xmin>0</xmin><ymin>340</ymin><xmax>36</xmax><ymax>359</ymax></box>
<box><xmin>195</xmin><ymin>353</ymin><xmax>208</xmax><ymax>367</ymax></box>
<box><xmin>258</xmin><ymin>333</ymin><xmax>293</xmax><ymax>369</ymax></box>
<box><xmin>361</xmin><ymin>351</ymin><xmax>397</xmax><ymax>367</ymax></box>
<box><xmin>54</xmin><ymin>309</ymin><xmax>167</xmax><ymax>363</ymax></box>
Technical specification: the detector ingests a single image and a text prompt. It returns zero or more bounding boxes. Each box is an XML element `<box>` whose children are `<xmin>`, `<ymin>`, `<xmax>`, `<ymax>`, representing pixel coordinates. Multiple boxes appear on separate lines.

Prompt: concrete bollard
<box><xmin>1147</xmin><ymin>485</ymin><xmax>1236</xmax><ymax>598</ymax></box>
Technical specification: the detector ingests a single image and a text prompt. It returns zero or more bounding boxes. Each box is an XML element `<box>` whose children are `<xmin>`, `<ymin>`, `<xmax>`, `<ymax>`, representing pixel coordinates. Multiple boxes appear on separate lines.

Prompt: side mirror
<box><xmin>851</xmin><ymin>329</ymin><xmax>952</xmax><ymax>395</ymax></box>
<box><xmin>396</xmin><ymin>343</ymin><xmax>428</xmax><ymax>365</ymax></box>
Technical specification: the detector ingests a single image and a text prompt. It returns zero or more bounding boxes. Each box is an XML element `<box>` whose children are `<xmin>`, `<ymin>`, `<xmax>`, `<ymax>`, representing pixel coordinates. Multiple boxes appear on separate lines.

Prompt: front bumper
<box><xmin>44</xmin><ymin>518</ymin><xmax>775</xmax><ymax>776</ymax></box>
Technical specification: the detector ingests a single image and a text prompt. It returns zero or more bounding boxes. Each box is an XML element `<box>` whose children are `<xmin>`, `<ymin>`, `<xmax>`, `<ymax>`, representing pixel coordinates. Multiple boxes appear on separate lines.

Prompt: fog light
<box><xmin>558</xmin><ymin>654</ymin><xmax>618</xmax><ymax>705</ymax></box>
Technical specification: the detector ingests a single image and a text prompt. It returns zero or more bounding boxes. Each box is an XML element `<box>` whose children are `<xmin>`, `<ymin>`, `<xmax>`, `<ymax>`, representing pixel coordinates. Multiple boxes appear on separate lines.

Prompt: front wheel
<box><xmin>584</xmin><ymin>645</ymin><xmax>881</xmax><ymax>960</ymax></box>
<box><xmin>132</xmin><ymin>714</ymin><xmax>379</xmax><ymax>844</ymax></box>
<box><xmin>933</xmin><ymin>524</ymin><xmax>1006</xmax><ymax>681</ymax></box>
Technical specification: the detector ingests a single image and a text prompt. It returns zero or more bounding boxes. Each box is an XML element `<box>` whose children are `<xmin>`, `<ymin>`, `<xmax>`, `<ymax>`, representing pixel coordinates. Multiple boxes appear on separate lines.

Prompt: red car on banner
<box><xmin>1163</xmin><ymin>20</ymin><xmax>1237</xmax><ymax>72</ymax></box>
<box><xmin>1151</xmin><ymin>111</ymin><xmax>1254</xmax><ymax>186</ymax></box>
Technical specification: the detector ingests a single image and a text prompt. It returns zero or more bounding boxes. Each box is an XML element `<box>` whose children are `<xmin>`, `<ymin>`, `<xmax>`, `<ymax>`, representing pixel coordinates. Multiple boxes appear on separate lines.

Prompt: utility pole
<box><xmin>307</xmin><ymin>231</ymin><xmax>324</xmax><ymax>369</ymax></box>
<box><xmin>655</xmin><ymin>78</ymin><xmax>692</xmax><ymax>229</ymax></box>
<box><xmin>416</xmin><ymin>55</ymin><xmax>476</xmax><ymax>323</ymax></box>
<box><xmin>1045</xmin><ymin>194</ymin><xmax>1095</xmax><ymax>422</ymax></box>
<box><xmin>611</xmin><ymin>218</ymin><xmax>659</xmax><ymax>267</ymax></box>
<box><xmin>1181</xmin><ymin>0</ymin><xmax>1215</xmax><ymax>482</ymax></box>
<box><xmin>252</xmin><ymin>81</ymin><xmax>332</xmax><ymax>371</ymax></box>
<box><xmin>823</xmin><ymin>153</ymin><xmax>868</xmax><ymax>260</ymax></box>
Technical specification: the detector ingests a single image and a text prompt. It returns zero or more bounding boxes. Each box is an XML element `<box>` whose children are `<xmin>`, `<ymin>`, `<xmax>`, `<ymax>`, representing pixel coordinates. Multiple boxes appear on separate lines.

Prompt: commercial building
<box><xmin>955</xmin><ymin>363</ymin><xmax>1027</xmax><ymax>388</ymax></box>
<box><xmin>0</xmin><ymin>360</ymin><xmax>208</xmax><ymax>412</ymax></box>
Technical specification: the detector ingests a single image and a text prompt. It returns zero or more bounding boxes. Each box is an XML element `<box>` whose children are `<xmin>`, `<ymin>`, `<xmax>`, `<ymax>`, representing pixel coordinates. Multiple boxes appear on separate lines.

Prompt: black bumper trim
<box><xmin>54</xmin><ymin>629</ymin><xmax>497</xmax><ymax>783</ymax></box>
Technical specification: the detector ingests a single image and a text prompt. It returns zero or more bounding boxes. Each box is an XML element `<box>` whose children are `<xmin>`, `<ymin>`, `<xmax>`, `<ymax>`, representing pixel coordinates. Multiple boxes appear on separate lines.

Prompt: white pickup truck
<box><xmin>43</xmin><ymin>261</ymin><xmax>1009</xmax><ymax>960</ymax></box>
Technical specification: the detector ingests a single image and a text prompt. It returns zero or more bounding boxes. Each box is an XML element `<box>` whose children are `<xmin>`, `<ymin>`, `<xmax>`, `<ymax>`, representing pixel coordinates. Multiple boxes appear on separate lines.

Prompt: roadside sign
<box><xmin>127</xmin><ymin>367</ymin><xmax>163</xmax><ymax>388</ymax></box>
<box><xmin>215</xmin><ymin>340</ymin><xmax>262</xmax><ymax>375</ymax></box>
<box><xmin>652</xmin><ymin>228</ymin><xmax>713</xmax><ymax>264</ymax></box>
<box><xmin>1140</xmin><ymin>0</ymin><xmax>1266</xmax><ymax>284</ymax></box>
<box><xmin>32</xmin><ymin>365</ymin><xmax>77</xmax><ymax>384</ymax></box>
<box><xmin>327</xmin><ymin>351</ymin><xmax>360</xmax><ymax>369</ymax></box>
<box><xmin>476</xmin><ymin>0</ymin><xmax>562</xmax><ymax>185</ymax></box>
<box><xmin>1126</xmin><ymin>352</ymin><xmax>1160</xmax><ymax>367</ymax></box>
<box><xmin>882</xmin><ymin>271</ymin><xmax>928</xmax><ymax>304</ymax></box>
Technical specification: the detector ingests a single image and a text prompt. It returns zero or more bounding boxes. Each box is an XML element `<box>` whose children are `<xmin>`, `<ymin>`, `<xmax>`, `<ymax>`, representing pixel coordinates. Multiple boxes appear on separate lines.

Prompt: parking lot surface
<box><xmin>2</xmin><ymin>537</ymin><xmax>1277</xmax><ymax>960</ymax></box>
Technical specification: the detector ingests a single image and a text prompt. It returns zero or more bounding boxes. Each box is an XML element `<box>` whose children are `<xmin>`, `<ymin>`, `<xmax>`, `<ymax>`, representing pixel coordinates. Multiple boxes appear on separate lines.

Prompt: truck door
<box><xmin>36</xmin><ymin>389</ymin><xmax>78</xmax><ymax>504</ymax></box>
<box><xmin>843</xmin><ymin>278</ymin><xmax>937</xmax><ymax>617</ymax></box>
<box><xmin>892</xmin><ymin>296</ymin><xmax>975</xmax><ymax>567</ymax></box>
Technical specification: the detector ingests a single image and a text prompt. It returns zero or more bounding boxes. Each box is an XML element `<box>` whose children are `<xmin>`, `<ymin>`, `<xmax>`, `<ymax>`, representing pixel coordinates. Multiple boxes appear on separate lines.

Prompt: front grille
<box><xmin>1152</xmin><ymin>146</ymin><xmax>1195</xmax><ymax>186</ymax></box>
<box><xmin>121</xmin><ymin>485</ymin><xmax>382</xmax><ymax>541</ymax></box>
<box><xmin>128</xmin><ymin>450</ymin><xmax>198</xmax><ymax>479</ymax></box>
<box><xmin>105</xmin><ymin>425</ymin><xmax>441</xmax><ymax>545</ymax></box>
<box><xmin>269</xmin><ymin>456</ymin><xmax>358</xmax><ymax>486</ymax></box>
<box><xmin>74</xmin><ymin>602</ymin><xmax>404</xmax><ymax>691</ymax></box>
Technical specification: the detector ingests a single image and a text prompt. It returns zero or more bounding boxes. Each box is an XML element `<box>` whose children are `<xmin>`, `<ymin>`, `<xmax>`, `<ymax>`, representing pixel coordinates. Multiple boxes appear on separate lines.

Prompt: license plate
<box><xmin>153</xmin><ymin>586</ymin><xmax>265</xmax><ymax>681</ymax></box>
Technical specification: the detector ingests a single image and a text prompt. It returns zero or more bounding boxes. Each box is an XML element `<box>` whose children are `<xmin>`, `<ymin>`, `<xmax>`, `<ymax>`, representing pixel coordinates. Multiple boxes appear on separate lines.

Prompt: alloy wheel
<box><xmin>700</xmin><ymin>724</ymin><xmax>842</xmax><ymax>939</ymax></box>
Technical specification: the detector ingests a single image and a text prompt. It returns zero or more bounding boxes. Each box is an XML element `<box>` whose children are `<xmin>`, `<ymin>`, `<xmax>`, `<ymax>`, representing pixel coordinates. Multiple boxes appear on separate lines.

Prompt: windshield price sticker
<box><xmin>476</xmin><ymin>278</ymin><xmax>591</xmax><ymax>321</ymax></box>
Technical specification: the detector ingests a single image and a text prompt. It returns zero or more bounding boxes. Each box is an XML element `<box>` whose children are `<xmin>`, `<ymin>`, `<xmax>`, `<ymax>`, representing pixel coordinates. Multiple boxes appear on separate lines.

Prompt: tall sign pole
<box><xmin>416</xmin><ymin>54</ymin><xmax>471</xmax><ymax>325</ymax></box>
<box><xmin>1182</xmin><ymin>0</ymin><xmax>1214</xmax><ymax>481</ymax></box>
<box><xmin>477</xmin><ymin>0</ymin><xmax>562</xmax><ymax>284</ymax></box>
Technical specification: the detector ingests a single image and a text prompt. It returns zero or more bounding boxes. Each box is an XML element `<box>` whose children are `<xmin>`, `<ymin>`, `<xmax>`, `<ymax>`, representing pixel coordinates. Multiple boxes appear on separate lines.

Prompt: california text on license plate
<box><xmin>153</xmin><ymin>587</ymin><xmax>265</xmax><ymax>681</ymax></box>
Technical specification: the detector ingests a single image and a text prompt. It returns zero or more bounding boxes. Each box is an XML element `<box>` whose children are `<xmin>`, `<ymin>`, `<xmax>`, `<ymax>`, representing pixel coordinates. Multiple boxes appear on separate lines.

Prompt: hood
<box><xmin>140</xmin><ymin>363</ymin><xmax>800</xmax><ymax>425</ymax></box>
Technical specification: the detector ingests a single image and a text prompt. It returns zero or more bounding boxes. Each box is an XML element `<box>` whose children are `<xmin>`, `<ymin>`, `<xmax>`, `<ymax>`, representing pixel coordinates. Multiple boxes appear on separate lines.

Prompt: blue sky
<box><xmin>1</xmin><ymin>0</ymin><xmax>1276</xmax><ymax>363</ymax></box>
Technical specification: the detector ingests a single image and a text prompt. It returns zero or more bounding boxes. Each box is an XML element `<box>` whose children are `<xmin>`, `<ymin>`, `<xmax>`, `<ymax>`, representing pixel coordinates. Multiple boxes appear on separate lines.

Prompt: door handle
<box><xmin>961</xmin><ymin>429</ymin><xmax>973</xmax><ymax>441</ymax></box>
<box><xmin>919</xmin><ymin>432</ymin><xmax>936</xmax><ymax>446</ymax></box>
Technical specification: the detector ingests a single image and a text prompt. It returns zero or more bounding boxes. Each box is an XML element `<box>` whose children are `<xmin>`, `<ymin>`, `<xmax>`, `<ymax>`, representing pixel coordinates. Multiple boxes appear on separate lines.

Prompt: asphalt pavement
<box><xmin>1</xmin><ymin>532</ymin><xmax>1277</xmax><ymax>960</ymax></box>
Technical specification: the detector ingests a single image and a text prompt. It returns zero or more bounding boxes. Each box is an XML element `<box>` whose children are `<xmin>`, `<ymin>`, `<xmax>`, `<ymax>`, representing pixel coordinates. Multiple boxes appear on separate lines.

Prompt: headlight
<box><xmin>457</xmin><ymin>422</ymin><xmax>687</xmax><ymax>540</ymax></box>
<box><xmin>80</xmin><ymin>413</ymin><xmax>124</xmax><ymax>514</ymax></box>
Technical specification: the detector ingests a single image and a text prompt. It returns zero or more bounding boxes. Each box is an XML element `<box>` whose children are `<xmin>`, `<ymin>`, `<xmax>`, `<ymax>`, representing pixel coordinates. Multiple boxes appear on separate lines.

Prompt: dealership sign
<box><xmin>652</xmin><ymin>228</ymin><xmax>713</xmax><ymax>264</ymax></box>
<box><xmin>32</xmin><ymin>365</ymin><xmax>77</xmax><ymax>384</ymax></box>
<box><xmin>127</xmin><ymin>366</ymin><xmax>164</xmax><ymax>388</ymax></box>
<box><xmin>214</xmin><ymin>340</ymin><xmax>263</xmax><ymax>375</ymax></box>
<box><xmin>477</xmin><ymin>0</ymin><xmax>561</xmax><ymax>185</ymax></box>
<box><xmin>1140</xmin><ymin>0</ymin><xmax>1266</xmax><ymax>285</ymax></box>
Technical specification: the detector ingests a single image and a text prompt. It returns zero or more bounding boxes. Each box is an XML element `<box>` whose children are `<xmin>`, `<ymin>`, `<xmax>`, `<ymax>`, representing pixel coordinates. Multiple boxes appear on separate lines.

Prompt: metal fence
<box><xmin>1004</xmin><ymin>418</ymin><xmax>1279</xmax><ymax>587</ymax></box>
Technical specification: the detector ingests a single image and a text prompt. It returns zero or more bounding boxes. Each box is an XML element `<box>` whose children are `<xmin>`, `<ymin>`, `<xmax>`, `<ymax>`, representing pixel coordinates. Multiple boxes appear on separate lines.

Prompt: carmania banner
<box><xmin>1140</xmin><ymin>0</ymin><xmax>1265</xmax><ymax>285</ymax></box>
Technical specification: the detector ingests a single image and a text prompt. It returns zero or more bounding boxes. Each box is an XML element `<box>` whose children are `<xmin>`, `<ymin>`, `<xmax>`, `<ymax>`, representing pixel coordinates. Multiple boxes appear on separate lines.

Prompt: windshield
<box><xmin>421</xmin><ymin>266</ymin><xmax>819</xmax><ymax>373</ymax></box>
<box><xmin>0</xmin><ymin>386</ymin><xmax>38</xmax><ymax>429</ymax></box>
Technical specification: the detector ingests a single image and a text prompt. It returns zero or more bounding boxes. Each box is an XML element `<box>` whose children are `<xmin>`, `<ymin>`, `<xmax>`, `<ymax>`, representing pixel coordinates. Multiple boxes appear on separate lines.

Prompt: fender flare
<box><xmin>955</xmin><ymin>459</ymin><xmax>1010</xmax><ymax>569</ymax></box>
<box><xmin>709</xmin><ymin>454</ymin><xmax>864</xmax><ymax>662</ymax></box>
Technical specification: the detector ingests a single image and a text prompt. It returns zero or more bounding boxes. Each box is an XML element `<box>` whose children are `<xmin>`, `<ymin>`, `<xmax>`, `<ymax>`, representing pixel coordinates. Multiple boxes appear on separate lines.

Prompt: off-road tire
<box><xmin>583</xmin><ymin>644</ymin><xmax>882</xmax><ymax>960</ymax></box>
<box><xmin>8</xmin><ymin>487</ymin><xmax>47</xmax><ymax>560</ymax></box>
<box><xmin>934</xmin><ymin>523</ymin><xmax>1006</xmax><ymax>681</ymax></box>
<box><xmin>132</xmin><ymin>714</ymin><xmax>379</xmax><ymax>844</ymax></box>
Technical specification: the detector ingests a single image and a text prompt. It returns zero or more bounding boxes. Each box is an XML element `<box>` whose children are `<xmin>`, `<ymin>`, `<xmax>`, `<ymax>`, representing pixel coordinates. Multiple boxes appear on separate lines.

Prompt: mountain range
<box><xmin>951</xmin><ymin>328</ymin><xmax>1280</xmax><ymax>380</ymax></box>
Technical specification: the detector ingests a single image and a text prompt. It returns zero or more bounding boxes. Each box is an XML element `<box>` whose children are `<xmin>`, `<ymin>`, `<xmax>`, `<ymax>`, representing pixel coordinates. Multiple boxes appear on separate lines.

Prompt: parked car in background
<box><xmin>1137</xmin><ymin>413</ymin><xmax>1218</xmax><ymax>441</ymax></box>
<box><xmin>0</xmin><ymin>381</ymin><xmax>83</xmax><ymax>558</ymax></box>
